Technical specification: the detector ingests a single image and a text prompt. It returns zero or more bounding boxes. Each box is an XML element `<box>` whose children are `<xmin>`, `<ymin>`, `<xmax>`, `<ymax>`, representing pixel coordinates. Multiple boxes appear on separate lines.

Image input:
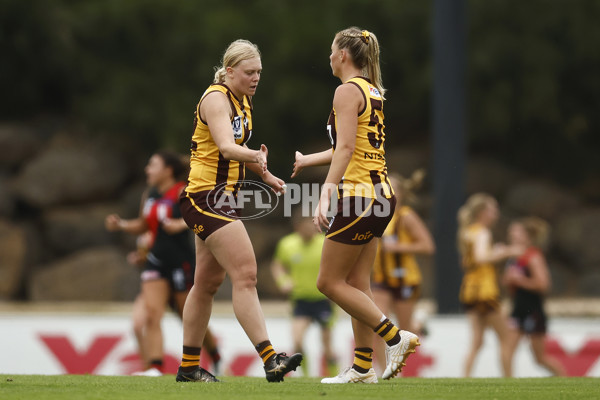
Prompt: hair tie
<box><xmin>361</xmin><ymin>30</ymin><xmax>370</xmax><ymax>44</ymax></box>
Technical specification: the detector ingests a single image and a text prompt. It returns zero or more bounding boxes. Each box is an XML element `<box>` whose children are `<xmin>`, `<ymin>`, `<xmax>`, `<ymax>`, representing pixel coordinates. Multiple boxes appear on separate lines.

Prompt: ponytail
<box><xmin>335</xmin><ymin>27</ymin><xmax>386</xmax><ymax>99</ymax></box>
<box><xmin>389</xmin><ymin>169</ymin><xmax>426</xmax><ymax>204</ymax></box>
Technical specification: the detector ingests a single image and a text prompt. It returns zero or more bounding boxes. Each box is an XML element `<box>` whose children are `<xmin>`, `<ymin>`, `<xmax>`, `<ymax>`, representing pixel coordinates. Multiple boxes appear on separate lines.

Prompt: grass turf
<box><xmin>1</xmin><ymin>375</ymin><xmax>597</xmax><ymax>400</ymax></box>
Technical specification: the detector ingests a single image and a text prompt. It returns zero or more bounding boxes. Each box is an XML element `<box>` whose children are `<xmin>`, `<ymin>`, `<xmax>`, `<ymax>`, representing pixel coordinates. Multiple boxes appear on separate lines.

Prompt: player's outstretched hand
<box><xmin>291</xmin><ymin>151</ymin><xmax>304</xmax><ymax>178</ymax></box>
<box><xmin>263</xmin><ymin>171</ymin><xmax>286</xmax><ymax>196</ymax></box>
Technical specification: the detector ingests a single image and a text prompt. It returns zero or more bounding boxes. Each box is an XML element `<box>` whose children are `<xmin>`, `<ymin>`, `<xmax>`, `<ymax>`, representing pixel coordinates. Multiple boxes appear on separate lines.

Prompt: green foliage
<box><xmin>468</xmin><ymin>0</ymin><xmax>600</xmax><ymax>181</ymax></box>
<box><xmin>1</xmin><ymin>375</ymin><xmax>598</xmax><ymax>400</ymax></box>
<box><xmin>1</xmin><ymin>0</ymin><xmax>598</xmax><ymax>182</ymax></box>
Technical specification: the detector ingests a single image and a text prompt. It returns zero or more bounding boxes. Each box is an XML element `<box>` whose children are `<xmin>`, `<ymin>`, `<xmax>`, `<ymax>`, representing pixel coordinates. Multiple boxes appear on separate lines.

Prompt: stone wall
<box><xmin>0</xmin><ymin>123</ymin><xmax>598</xmax><ymax>302</ymax></box>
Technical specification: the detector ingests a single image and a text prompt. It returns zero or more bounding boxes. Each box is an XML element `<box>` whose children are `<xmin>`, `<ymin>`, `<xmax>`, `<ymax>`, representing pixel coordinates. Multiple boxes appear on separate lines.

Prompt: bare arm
<box><xmin>246</xmin><ymin>148</ymin><xmax>286</xmax><ymax>195</ymax></box>
<box><xmin>105</xmin><ymin>190</ymin><xmax>149</xmax><ymax>235</ymax></box>
<box><xmin>270</xmin><ymin>259</ymin><xmax>293</xmax><ymax>294</ymax></box>
<box><xmin>472</xmin><ymin>229</ymin><xmax>521</xmax><ymax>264</ymax></box>
<box><xmin>291</xmin><ymin>149</ymin><xmax>333</xmax><ymax>178</ymax></box>
<box><xmin>383</xmin><ymin>210</ymin><xmax>435</xmax><ymax>255</ymax></box>
<box><xmin>201</xmin><ymin>91</ymin><xmax>267</xmax><ymax>172</ymax></box>
<box><xmin>314</xmin><ymin>84</ymin><xmax>361</xmax><ymax>230</ymax></box>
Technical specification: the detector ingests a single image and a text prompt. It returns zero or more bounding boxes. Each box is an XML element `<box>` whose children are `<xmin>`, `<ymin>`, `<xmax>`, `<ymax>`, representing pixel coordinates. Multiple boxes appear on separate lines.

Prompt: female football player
<box><xmin>292</xmin><ymin>27</ymin><xmax>420</xmax><ymax>383</ymax></box>
<box><xmin>176</xmin><ymin>39</ymin><xmax>302</xmax><ymax>383</ymax></box>
<box><xmin>502</xmin><ymin>217</ymin><xmax>565</xmax><ymax>376</ymax></box>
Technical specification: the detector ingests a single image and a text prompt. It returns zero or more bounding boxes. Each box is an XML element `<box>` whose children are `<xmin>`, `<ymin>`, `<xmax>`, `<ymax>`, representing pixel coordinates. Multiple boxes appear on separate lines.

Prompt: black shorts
<box><xmin>179</xmin><ymin>190</ymin><xmax>241</xmax><ymax>241</ymax></box>
<box><xmin>292</xmin><ymin>299</ymin><xmax>334</xmax><ymax>326</ymax></box>
<box><xmin>372</xmin><ymin>282</ymin><xmax>421</xmax><ymax>301</ymax></box>
<box><xmin>326</xmin><ymin>196</ymin><xmax>396</xmax><ymax>245</ymax></box>
<box><xmin>141</xmin><ymin>252</ymin><xmax>195</xmax><ymax>292</ymax></box>
<box><xmin>510</xmin><ymin>308</ymin><xmax>547</xmax><ymax>334</ymax></box>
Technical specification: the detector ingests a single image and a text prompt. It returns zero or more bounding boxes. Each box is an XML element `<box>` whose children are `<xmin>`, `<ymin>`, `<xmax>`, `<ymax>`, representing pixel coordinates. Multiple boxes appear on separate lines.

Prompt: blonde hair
<box><xmin>517</xmin><ymin>217</ymin><xmax>550</xmax><ymax>248</ymax></box>
<box><xmin>335</xmin><ymin>27</ymin><xmax>386</xmax><ymax>100</ymax></box>
<box><xmin>213</xmin><ymin>39</ymin><xmax>261</xmax><ymax>84</ymax></box>
<box><xmin>389</xmin><ymin>169</ymin><xmax>426</xmax><ymax>204</ymax></box>
<box><xmin>457</xmin><ymin>193</ymin><xmax>496</xmax><ymax>254</ymax></box>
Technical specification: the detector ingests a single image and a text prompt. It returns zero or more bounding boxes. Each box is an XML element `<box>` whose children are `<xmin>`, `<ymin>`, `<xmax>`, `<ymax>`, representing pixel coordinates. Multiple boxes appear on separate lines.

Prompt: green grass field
<box><xmin>1</xmin><ymin>375</ymin><xmax>597</xmax><ymax>400</ymax></box>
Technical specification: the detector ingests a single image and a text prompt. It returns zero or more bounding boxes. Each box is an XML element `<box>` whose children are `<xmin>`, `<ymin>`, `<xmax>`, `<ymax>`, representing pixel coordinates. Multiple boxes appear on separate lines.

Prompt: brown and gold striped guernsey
<box><xmin>327</xmin><ymin>76</ymin><xmax>393</xmax><ymax>199</ymax></box>
<box><xmin>186</xmin><ymin>84</ymin><xmax>253</xmax><ymax>194</ymax></box>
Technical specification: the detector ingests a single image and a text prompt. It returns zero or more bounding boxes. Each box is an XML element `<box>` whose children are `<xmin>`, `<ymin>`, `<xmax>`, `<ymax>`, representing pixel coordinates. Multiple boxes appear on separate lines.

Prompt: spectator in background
<box><xmin>371</xmin><ymin>170</ymin><xmax>435</xmax><ymax>374</ymax></box>
<box><xmin>105</xmin><ymin>150</ymin><xmax>220</xmax><ymax>376</ymax></box>
<box><xmin>270</xmin><ymin>210</ymin><xmax>337</xmax><ymax>377</ymax></box>
<box><xmin>457</xmin><ymin>193</ymin><xmax>521</xmax><ymax>377</ymax></box>
<box><xmin>502</xmin><ymin>217</ymin><xmax>565</xmax><ymax>376</ymax></box>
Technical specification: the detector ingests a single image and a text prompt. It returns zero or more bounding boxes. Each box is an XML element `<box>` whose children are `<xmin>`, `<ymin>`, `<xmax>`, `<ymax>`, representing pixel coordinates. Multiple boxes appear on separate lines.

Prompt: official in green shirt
<box><xmin>271</xmin><ymin>213</ymin><xmax>337</xmax><ymax>376</ymax></box>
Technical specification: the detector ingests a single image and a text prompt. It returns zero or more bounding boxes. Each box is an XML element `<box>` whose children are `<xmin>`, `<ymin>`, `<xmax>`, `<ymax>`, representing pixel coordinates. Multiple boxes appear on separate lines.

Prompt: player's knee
<box><xmin>198</xmin><ymin>275</ymin><xmax>225</xmax><ymax>296</ymax></box>
<box><xmin>316</xmin><ymin>277</ymin><xmax>333</xmax><ymax>297</ymax></box>
<box><xmin>231</xmin><ymin>265</ymin><xmax>258</xmax><ymax>290</ymax></box>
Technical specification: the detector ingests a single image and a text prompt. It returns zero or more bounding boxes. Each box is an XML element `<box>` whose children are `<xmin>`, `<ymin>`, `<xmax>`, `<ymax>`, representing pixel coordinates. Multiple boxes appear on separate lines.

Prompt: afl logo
<box><xmin>207</xmin><ymin>180</ymin><xmax>279</xmax><ymax>220</ymax></box>
<box><xmin>369</xmin><ymin>87</ymin><xmax>381</xmax><ymax>98</ymax></box>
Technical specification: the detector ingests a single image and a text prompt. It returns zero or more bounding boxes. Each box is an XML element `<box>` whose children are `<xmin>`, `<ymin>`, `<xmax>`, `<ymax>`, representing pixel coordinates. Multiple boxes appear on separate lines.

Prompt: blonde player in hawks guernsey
<box><xmin>177</xmin><ymin>39</ymin><xmax>302</xmax><ymax>383</ymax></box>
<box><xmin>457</xmin><ymin>193</ymin><xmax>522</xmax><ymax>377</ymax></box>
<box><xmin>291</xmin><ymin>27</ymin><xmax>420</xmax><ymax>383</ymax></box>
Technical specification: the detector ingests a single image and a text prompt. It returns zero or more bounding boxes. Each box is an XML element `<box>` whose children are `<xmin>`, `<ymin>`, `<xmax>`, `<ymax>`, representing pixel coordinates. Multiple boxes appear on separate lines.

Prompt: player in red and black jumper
<box><xmin>106</xmin><ymin>150</ymin><xmax>220</xmax><ymax>376</ymax></box>
<box><xmin>502</xmin><ymin>217</ymin><xmax>565</xmax><ymax>376</ymax></box>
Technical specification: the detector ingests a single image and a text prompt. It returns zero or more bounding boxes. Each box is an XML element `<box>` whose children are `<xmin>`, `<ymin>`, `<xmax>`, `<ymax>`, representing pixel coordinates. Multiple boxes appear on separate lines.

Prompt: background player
<box><xmin>502</xmin><ymin>217</ymin><xmax>565</xmax><ymax>376</ymax></box>
<box><xmin>270</xmin><ymin>210</ymin><xmax>337</xmax><ymax>377</ymax></box>
<box><xmin>371</xmin><ymin>170</ymin><xmax>435</xmax><ymax>374</ymax></box>
<box><xmin>457</xmin><ymin>193</ymin><xmax>521</xmax><ymax>377</ymax></box>
<box><xmin>106</xmin><ymin>150</ymin><xmax>220</xmax><ymax>376</ymax></box>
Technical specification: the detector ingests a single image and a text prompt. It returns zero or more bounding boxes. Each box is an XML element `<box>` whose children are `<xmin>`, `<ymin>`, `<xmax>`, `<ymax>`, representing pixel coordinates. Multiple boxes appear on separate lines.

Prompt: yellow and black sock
<box><xmin>351</xmin><ymin>347</ymin><xmax>373</xmax><ymax>374</ymax></box>
<box><xmin>255</xmin><ymin>340</ymin><xmax>277</xmax><ymax>365</ymax></box>
<box><xmin>374</xmin><ymin>317</ymin><xmax>401</xmax><ymax>346</ymax></box>
<box><xmin>180</xmin><ymin>345</ymin><xmax>201</xmax><ymax>372</ymax></box>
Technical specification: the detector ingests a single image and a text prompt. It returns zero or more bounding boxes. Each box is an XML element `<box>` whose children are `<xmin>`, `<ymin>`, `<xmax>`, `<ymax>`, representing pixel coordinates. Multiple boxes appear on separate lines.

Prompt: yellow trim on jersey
<box><xmin>326</xmin><ymin>198</ymin><xmax>375</xmax><ymax>238</ymax></box>
<box><xmin>328</xmin><ymin>76</ymin><xmax>393</xmax><ymax>199</ymax></box>
<box><xmin>459</xmin><ymin>223</ymin><xmax>499</xmax><ymax>304</ymax></box>
<box><xmin>186</xmin><ymin>84</ymin><xmax>251</xmax><ymax>194</ymax></box>
<box><xmin>186</xmin><ymin>192</ymin><xmax>235</xmax><ymax>222</ymax></box>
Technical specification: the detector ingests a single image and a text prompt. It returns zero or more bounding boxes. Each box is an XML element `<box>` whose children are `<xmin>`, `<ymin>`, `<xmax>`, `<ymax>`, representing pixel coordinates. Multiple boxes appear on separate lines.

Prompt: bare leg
<box><xmin>487</xmin><ymin>310</ymin><xmax>511</xmax><ymax>377</ymax></box>
<box><xmin>463</xmin><ymin>310</ymin><xmax>485</xmax><ymax>377</ymax></box>
<box><xmin>131</xmin><ymin>293</ymin><xmax>149</xmax><ymax>367</ymax></box>
<box><xmin>291</xmin><ymin>317</ymin><xmax>311</xmax><ymax>354</ymax></box>
<box><xmin>394</xmin><ymin>300</ymin><xmax>416</xmax><ymax>333</ymax></box>
<box><xmin>182</xmin><ymin>236</ymin><xmax>225</xmax><ymax>348</ymax></box>
<box><xmin>205</xmin><ymin>221</ymin><xmax>269</xmax><ymax>346</ymax></box>
<box><xmin>320</xmin><ymin>324</ymin><xmax>336</xmax><ymax>369</ymax></box>
<box><xmin>141</xmin><ymin>278</ymin><xmax>170</xmax><ymax>364</ymax></box>
<box><xmin>317</xmin><ymin>239</ymin><xmax>385</xmax><ymax>330</ymax></box>
<box><xmin>291</xmin><ymin>316</ymin><xmax>311</xmax><ymax>375</ymax></box>
<box><xmin>372</xmin><ymin>288</ymin><xmax>392</xmax><ymax>373</ymax></box>
<box><xmin>346</xmin><ymin>241</ymin><xmax>380</xmax><ymax>354</ymax></box>
<box><xmin>504</xmin><ymin>324</ymin><xmax>522</xmax><ymax>378</ymax></box>
<box><xmin>530</xmin><ymin>334</ymin><xmax>566</xmax><ymax>376</ymax></box>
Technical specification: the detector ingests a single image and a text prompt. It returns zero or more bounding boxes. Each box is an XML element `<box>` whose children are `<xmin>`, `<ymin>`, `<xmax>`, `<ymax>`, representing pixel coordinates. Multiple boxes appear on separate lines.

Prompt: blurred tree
<box><xmin>1</xmin><ymin>0</ymin><xmax>598</xmax><ymax>187</ymax></box>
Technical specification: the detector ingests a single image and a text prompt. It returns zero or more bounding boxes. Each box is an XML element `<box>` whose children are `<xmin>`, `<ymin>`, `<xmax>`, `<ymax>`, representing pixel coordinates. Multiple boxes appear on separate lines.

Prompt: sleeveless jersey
<box><xmin>373</xmin><ymin>206</ymin><xmax>422</xmax><ymax>287</ymax></box>
<box><xmin>186</xmin><ymin>84</ymin><xmax>253</xmax><ymax>194</ymax></box>
<box><xmin>459</xmin><ymin>223</ymin><xmax>499</xmax><ymax>304</ymax></box>
<box><xmin>326</xmin><ymin>77</ymin><xmax>393</xmax><ymax>199</ymax></box>
<box><xmin>508</xmin><ymin>247</ymin><xmax>545</xmax><ymax>314</ymax></box>
<box><xmin>142</xmin><ymin>182</ymin><xmax>194</xmax><ymax>263</ymax></box>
